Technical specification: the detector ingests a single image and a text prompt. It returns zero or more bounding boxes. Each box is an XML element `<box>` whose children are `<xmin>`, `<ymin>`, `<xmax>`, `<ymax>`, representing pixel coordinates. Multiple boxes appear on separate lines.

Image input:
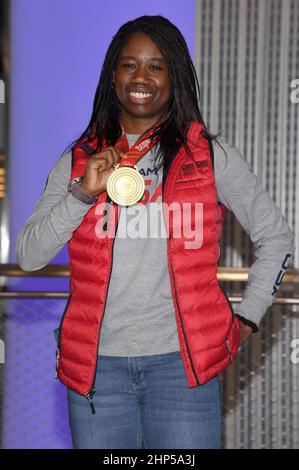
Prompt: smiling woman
<box><xmin>112</xmin><ymin>32</ymin><xmax>172</xmax><ymax>134</ymax></box>
<box><xmin>16</xmin><ymin>13</ymin><xmax>295</xmax><ymax>450</ymax></box>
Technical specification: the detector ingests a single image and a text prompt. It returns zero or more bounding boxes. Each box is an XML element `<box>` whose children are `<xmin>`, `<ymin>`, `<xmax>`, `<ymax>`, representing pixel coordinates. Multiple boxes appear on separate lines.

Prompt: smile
<box><xmin>128</xmin><ymin>91</ymin><xmax>154</xmax><ymax>103</ymax></box>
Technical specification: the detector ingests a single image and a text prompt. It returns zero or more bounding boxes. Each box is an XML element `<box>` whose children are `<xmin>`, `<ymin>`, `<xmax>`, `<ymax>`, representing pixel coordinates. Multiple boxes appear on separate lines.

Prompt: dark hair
<box><xmin>65</xmin><ymin>15</ymin><xmax>219</xmax><ymax>168</ymax></box>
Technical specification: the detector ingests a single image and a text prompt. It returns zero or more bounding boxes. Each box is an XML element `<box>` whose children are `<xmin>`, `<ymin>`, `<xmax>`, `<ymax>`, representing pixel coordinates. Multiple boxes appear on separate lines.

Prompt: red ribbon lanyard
<box><xmin>115</xmin><ymin>119</ymin><xmax>163</xmax><ymax>167</ymax></box>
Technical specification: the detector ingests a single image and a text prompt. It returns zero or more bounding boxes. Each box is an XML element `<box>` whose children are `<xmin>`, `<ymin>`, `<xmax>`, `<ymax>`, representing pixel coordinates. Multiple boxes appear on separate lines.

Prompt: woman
<box><xmin>16</xmin><ymin>15</ymin><xmax>295</xmax><ymax>449</ymax></box>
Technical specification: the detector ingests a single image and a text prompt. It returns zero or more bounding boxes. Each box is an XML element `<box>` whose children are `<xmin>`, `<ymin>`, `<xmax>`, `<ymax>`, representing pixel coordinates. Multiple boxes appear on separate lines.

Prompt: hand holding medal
<box><xmin>80</xmin><ymin>120</ymin><xmax>162</xmax><ymax>205</ymax></box>
<box><xmin>106</xmin><ymin>120</ymin><xmax>161</xmax><ymax>206</ymax></box>
<box><xmin>80</xmin><ymin>146</ymin><xmax>125</xmax><ymax>197</ymax></box>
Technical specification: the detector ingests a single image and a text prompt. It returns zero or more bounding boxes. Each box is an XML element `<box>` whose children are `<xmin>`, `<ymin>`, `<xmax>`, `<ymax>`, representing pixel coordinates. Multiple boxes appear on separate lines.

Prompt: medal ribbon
<box><xmin>115</xmin><ymin>118</ymin><xmax>163</xmax><ymax>167</ymax></box>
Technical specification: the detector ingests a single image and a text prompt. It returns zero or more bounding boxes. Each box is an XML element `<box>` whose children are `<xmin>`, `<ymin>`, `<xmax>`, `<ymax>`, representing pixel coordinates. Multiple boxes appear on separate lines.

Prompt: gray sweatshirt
<box><xmin>16</xmin><ymin>134</ymin><xmax>295</xmax><ymax>356</ymax></box>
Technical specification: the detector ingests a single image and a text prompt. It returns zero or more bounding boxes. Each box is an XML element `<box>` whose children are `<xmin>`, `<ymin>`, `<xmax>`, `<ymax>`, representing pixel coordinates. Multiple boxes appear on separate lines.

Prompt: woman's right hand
<box><xmin>80</xmin><ymin>146</ymin><xmax>126</xmax><ymax>196</ymax></box>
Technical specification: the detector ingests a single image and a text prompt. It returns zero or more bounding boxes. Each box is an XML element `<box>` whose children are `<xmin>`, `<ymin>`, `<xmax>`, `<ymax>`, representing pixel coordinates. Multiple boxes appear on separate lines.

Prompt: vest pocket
<box><xmin>218</xmin><ymin>283</ymin><xmax>241</xmax><ymax>361</ymax></box>
<box><xmin>55</xmin><ymin>347</ymin><xmax>60</xmax><ymax>378</ymax></box>
<box><xmin>53</xmin><ymin>292</ymin><xmax>73</xmax><ymax>378</ymax></box>
<box><xmin>53</xmin><ymin>327</ymin><xmax>61</xmax><ymax>378</ymax></box>
<box><xmin>225</xmin><ymin>315</ymin><xmax>241</xmax><ymax>362</ymax></box>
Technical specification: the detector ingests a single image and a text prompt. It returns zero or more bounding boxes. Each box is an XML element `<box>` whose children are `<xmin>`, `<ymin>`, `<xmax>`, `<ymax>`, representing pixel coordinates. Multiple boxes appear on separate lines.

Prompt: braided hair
<box><xmin>67</xmin><ymin>15</ymin><xmax>217</xmax><ymax>168</ymax></box>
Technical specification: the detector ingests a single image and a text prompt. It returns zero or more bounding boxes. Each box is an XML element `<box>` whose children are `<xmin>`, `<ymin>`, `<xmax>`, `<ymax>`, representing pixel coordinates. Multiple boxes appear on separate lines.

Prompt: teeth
<box><xmin>130</xmin><ymin>91</ymin><xmax>152</xmax><ymax>98</ymax></box>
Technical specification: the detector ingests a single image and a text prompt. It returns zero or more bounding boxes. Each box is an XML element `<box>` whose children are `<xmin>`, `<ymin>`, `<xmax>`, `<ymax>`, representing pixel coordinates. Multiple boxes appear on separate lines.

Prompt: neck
<box><xmin>120</xmin><ymin>112</ymin><xmax>166</xmax><ymax>134</ymax></box>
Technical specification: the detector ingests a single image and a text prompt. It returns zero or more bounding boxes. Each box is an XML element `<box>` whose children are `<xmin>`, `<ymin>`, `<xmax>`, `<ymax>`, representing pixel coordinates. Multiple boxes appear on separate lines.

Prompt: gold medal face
<box><xmin>106</xmin><ymin>164</ymin><xmax>145</xmax><ymax>206</ymax></box>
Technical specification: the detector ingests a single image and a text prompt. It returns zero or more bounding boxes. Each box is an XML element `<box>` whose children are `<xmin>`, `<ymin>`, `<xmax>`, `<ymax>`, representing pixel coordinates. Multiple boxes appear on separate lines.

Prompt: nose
<box><xmin>131</xmin><ymin>65</ymin><xmax>150</xmax><ymax>83</ymax></box>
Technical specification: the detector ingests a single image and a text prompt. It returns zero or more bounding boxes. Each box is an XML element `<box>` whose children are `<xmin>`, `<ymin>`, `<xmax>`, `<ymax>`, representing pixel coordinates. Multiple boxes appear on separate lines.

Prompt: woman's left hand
<box><xmin>237</xmin><ymin>318</ymin><xmax>253</xmax><ymax>347</ymax></box>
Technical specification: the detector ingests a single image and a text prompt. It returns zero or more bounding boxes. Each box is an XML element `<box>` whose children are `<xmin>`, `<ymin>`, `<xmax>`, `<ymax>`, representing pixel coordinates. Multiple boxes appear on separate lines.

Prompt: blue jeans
<box><xmin>67</xmin><ymin>351</ymin><xmax>221</xmax><ymax>449</ymax></box>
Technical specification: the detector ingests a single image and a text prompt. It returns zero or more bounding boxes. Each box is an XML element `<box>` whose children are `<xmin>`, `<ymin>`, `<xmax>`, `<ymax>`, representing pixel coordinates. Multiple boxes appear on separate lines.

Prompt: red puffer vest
<box><xmin>55</xmin><ymin>120</ymin><xmax>240</xmax><ymax>413</ymax></box>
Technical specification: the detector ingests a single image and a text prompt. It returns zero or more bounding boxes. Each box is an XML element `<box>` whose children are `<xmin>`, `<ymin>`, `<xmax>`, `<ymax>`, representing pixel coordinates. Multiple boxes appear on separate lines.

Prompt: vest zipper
<box><xmin>225</xmin><ymin>339</ymin><xmax>233</xmax><ymax>362</ymax></box>
<box><xmin>84</xmin><ymin>196</ymin><xmax>119</xmax><ymax>415</ymax></box>
<box><xmin>218</xmin><ymin>283</ymin><xmax>235</xmax><ymax>363</ymax></box>
<box><xmin>85</xmin><ymin>388</ymin><xmax>96</xmax><ymax>415</ymax></box>
<box><xmin>55</xmin><ymin>349</ymin><xmax>60</xmax><ymax>379</ymax></box>
<box><xmin>169</xmin><ymin>247</ymin><xmax>200</xmax><ymax>386</ymax></box>
<box><xmin>162</xmin><ymin>150</ymin><xmax>200</xmax><ymax>387</ymax></box>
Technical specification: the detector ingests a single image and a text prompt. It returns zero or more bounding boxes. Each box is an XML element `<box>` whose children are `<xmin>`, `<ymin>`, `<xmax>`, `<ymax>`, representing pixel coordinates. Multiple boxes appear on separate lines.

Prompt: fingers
<box><xmin>102</xmin><ymin>147</ymin><xmax>119</xmax><ymax>167</ymax></box>
<box><xmin>89</xmin><ymin>146</ymin><xmax>125</xmax><ymax>171</ymax></box>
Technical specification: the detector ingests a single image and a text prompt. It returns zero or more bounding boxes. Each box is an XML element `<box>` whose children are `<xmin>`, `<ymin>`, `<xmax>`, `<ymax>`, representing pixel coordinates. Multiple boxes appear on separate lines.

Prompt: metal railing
<box><xmin>0</xmin><ymin>264</ymin><xmax>298</xmax><ymax>303</ymax></box>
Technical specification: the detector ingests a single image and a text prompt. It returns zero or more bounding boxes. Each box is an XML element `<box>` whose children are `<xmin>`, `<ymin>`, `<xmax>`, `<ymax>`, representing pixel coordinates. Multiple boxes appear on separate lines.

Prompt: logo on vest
<box><xmin>179</xmin><ymin>159</ymin><xmax>209</xmax><ymax>179</ymax></box>
<box><xmin>196</xmin><ymin>160</ymin><xmax>209</xmax><ymax>172</ymax></box>
<box><xmin>181</xmin><ymin>163</ymin><xmax>195</xmax><ymax>177</ymax></box>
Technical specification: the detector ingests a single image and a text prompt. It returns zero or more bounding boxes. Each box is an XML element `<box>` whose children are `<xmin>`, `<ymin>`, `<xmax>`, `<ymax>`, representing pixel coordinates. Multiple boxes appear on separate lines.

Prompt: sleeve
<box><xmin>16</xmin><ymin>150</ymin><xmax>94</xmax><ymax>271</ymax></box>
<box><xmin>212</xmin><ymin>136</ymin><xmax>296</xmax><ymax>331</ymax></box>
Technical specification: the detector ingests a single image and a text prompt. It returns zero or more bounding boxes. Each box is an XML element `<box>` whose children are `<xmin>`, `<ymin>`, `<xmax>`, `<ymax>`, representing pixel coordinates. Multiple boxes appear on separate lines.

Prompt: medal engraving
<box><xmin>107</xmin><ymin>164</ymin><xmax>145</xmax><ymax>206</ymax></box>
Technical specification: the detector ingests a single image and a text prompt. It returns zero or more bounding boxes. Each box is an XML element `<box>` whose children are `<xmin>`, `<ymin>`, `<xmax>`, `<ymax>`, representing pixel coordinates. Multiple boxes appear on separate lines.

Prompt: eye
<box><xmin>150</xmin><ymin>65</ymin><xmax>162</xmax><ymax>71</ymax></box>
<box><xmin>122</xmin><ymin>63</ymin><xmax>135</xmax><ymax>69</ymax></box>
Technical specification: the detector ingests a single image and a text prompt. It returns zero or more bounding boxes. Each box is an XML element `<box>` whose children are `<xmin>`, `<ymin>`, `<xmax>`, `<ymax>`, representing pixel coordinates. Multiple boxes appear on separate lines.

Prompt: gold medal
<box><xmin>106</xmin><ymin>164</ymin><xmax>145</xmax><ymax>206</ymax></box>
